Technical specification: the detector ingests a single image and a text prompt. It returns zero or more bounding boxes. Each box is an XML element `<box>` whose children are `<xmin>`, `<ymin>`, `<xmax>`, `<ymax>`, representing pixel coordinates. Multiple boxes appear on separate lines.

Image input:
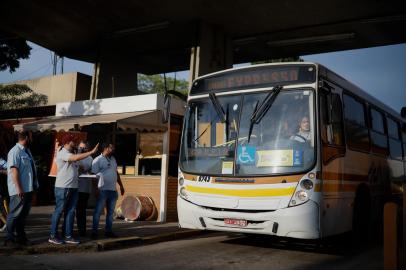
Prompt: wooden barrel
<box><xmin>120</xmin><ymin>195</ymin><xmax>156</xmax><ymax>221</ymax></box>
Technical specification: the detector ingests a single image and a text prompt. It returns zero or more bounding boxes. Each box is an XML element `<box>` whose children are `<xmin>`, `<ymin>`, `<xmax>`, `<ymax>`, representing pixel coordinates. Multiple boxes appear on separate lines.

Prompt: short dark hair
<box><xmin>101</xmin><ymin>142</ymin><xmax>114</xmax><ymax>150</ymax></box>
<box><xmin>79</xmin><ymin>140</ymin><xmax>89</xmax><ymax>147</ymax></box>
<box><xmin>18</xmin><ymin>131</ymin><xmax>29</xmax><ymax>141</ymax></box>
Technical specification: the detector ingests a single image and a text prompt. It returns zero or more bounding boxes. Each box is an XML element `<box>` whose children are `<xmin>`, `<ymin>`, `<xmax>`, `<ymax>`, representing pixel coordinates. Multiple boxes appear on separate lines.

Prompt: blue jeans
<box><xmin>50</xmin><ymin>188</ymin><xmax>78</xmax><ymax>238</ymax></box>
<box><xmin>92</xmin><ymin>190</ymin><xmax>118</xmax><ymax>233</ymax></box>
<box><xmin>6</xmin><ymin>192</ymin><xmax>32</xmax><ymax>242</ymax></box>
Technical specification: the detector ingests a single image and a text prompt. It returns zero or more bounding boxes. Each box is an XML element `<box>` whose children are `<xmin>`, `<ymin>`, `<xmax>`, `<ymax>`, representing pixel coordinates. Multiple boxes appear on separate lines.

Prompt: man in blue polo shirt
<box><xmin>4</xmin><ymin>131</ymin><xmax>38</xmax><ymax>247</ymax></box>
<box><xmin>91</xmin><ymin>142</ymin><xmax>125</xmax><ymax>239</ymax></box>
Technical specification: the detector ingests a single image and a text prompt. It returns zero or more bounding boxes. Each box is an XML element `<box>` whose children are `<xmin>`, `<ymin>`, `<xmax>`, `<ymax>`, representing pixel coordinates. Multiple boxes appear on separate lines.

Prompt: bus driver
<box><xmin>290</xmin><ymin>116</ymin><xmax>311</xmax><ymax>142</ymax></box>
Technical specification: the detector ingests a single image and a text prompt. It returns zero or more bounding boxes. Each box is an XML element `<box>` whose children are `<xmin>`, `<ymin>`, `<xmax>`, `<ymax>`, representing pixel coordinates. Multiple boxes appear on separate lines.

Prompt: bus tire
<box><xmin>352</xmin><ymin>186</ymin><xmax>371</xmax><ymax>243</ymax></box>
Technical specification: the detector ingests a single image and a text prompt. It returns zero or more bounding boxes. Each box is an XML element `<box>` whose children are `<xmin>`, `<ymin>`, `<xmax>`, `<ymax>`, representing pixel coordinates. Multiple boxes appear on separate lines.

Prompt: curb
<box><xmin>0</xmin><ymin>230</ymin><xmax>208</xmax><ymax>255</ymax></box>
<box><xmin>96</xmin><ymin>229</ymin><xmax>208</xmax><ymax>251</ymax></box>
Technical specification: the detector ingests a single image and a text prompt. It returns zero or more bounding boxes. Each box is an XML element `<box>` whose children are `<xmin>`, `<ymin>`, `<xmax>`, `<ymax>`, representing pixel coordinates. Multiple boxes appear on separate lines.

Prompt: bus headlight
<box><xmin>179</xmin><ymin>187</ymin><xmax>188</xmax><ymax>198</ymax></box>
<box><xmin>296</xmin><ymin>190</ymin><xmax>308</xmax><ymax>201</ymax></box>
<box><xmin>300</xmin><ymin>179</ymin><xmax>313</xmax><ymax>190</ymax></box>
<box><xmin>179</xmin><ymin>176</ymin><xmax>185</xmax><ymax>186</ymax></box>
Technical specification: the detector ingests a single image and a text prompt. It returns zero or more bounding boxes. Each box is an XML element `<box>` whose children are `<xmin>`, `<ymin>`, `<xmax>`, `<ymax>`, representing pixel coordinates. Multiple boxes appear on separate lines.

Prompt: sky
<box><xmin>0</xmin><ymin>42</ymin><xmax>405</xmax><ymax>112</ymax></box>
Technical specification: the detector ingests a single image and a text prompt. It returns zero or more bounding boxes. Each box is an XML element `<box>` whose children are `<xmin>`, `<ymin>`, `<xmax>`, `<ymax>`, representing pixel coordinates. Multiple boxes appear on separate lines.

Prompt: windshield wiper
<box><xmin>247</xmin><ymin>85</ymin><xmax>283</xmax><ymax>142</ymax></box>
<box><xmin>209</xmin><ymin>93</ymin><xmax>226</xmax><ymax>123</ymax></box>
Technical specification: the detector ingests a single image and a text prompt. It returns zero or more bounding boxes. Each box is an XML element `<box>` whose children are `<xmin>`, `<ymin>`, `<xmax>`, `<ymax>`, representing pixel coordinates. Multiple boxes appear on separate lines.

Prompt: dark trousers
<box><xmin>6</xmin><ymin>192</ymin><xmax>33</xmax><ymax>242</ymax></box>
<box><xmin>76</xmin><ymin>192</ymin><xmax>90</xmax><ymax>236</ymax></box>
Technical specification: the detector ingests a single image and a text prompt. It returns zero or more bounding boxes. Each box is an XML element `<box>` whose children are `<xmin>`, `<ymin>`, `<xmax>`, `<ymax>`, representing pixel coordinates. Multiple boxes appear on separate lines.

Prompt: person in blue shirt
<box><xmin>91</xmin><ymin>142</ymin><xmax>125</xmax><ymax>239</ymax></box>
<box><xmin>4</xmin><ymin>131</ymin><xmax>38</xmax><ymax>247</ymax></box>
<box><xmin>0</xmin><ymin>155</ymin><xmax>8</xmax><ymax>232</ymax></box>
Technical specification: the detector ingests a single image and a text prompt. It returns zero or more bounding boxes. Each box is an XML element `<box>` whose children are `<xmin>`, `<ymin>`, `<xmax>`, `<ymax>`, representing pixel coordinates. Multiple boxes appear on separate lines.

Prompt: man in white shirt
<box><xmin>91</xmin><ymin>142</ymin><xmax>125</xmax><ymax>239</ymax></box>
<box><xmin>76</xmin><ymin>141</ymin><xmax>93</xmax><ymax>237</ymax></box>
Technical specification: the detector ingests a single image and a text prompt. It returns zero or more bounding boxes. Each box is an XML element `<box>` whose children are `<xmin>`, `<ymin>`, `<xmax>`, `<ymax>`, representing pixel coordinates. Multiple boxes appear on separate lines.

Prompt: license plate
<box><xmin>224</xmin><ymin>218</ymin><xmax>248</xmax><ymax>227</ymax></box>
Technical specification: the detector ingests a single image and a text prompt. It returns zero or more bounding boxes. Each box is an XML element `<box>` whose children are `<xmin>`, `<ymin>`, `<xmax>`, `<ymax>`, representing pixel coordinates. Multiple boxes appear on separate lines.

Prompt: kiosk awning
<box><xmin>13</xmin><ymin>110</ymin><xmax>166</xmax><ymax>132</ymax></box>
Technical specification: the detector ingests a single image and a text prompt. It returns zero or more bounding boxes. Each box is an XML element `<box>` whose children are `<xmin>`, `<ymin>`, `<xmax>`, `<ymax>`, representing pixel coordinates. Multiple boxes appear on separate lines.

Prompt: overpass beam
<box><xmin>189</xmin><ymin>22</ymin><xmax>233</xmax><ymax>84</ymax></box>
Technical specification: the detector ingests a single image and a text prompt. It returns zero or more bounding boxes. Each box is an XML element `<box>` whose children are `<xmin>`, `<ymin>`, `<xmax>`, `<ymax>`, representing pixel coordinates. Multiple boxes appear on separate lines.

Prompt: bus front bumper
<box><xmin>177</xmin><ymin>196</ymin><xmax>320</xmax><ymax>239</ymax></box>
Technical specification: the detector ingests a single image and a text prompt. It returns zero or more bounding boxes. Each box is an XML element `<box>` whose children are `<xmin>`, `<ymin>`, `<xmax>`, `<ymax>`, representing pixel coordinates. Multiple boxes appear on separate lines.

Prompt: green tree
<box><xmin>0</xmin><ymin>35</ymin><xmax>31</xmax><ymax>73</ymax></box>
<box><xmin>138</xmin><ymin>74</ymin><xmax>189</xmax><ymax>98</ymax></box>
<box><xmin>0</xmin><ymin>84</ymin><xmax>48</xmax><ymax>111</ymax></box>
<box><xmin>252</xmin><ymin>56</ymin><xmax>303</xmax><ymax>65</ymax></box>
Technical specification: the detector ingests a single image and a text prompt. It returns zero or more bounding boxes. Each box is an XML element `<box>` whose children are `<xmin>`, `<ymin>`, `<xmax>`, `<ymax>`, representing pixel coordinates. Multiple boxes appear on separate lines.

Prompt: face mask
<box><xmin>78</xmin><ymin>147</ymin><xmax>85</xmax><ymax>153</ymax></box>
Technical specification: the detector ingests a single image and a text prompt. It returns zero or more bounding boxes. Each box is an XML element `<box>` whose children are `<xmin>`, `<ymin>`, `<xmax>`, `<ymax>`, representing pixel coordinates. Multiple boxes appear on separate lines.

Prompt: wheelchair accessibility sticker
<box><xmin>237</xmin><ymin>146</ymin><xmax>256</xmax><ymax>165</ymax></box>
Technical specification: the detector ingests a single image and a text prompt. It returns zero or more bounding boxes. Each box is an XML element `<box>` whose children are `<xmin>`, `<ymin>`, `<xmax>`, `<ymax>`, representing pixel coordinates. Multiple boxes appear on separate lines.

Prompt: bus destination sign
<box><xmin>190</xmin><ymin>65</ymin><xmax>316</xmax><ymax>95</ymax></box>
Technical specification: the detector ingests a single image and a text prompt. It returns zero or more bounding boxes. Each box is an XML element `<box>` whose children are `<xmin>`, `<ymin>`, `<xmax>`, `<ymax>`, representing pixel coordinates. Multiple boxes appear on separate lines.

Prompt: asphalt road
<box><xmin>0</xmin><ymin>233</ymin><xmax>384</xmax><ymax>270</ymax></box>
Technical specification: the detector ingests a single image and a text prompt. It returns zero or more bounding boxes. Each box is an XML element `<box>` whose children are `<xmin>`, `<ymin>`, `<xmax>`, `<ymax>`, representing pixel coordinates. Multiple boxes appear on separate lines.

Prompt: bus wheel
<box><xmin>352</xmin><ymin>187</ymin><xmax>371</xmax><ymax>244</ymax></box>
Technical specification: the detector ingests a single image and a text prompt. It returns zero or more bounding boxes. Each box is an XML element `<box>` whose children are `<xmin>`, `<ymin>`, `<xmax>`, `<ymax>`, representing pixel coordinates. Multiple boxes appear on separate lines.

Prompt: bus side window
<box><xmin>343</xmin><ymin>94</ymin><xmax>370</xmax><ymax>151</ymax></box>
<box><xmin>369</xmin><ymin>108</ymin><xmax>388</xmax><ymax>156</ymax></box>
<box><xmin>387</xmin><ymin>117</ymin><xmax>403</xmax><ymax>160</ymax></box>
<box><xmin>330</xmin><ymin>94</ymin><xmax>344</xmax><ymax>146</ymax></box>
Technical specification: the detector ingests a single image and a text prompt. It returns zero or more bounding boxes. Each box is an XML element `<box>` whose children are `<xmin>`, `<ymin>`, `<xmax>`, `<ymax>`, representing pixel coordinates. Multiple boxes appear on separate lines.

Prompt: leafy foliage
<box><xmin>0</xmin><ymin>37</ymin><xmax>31</xmax><ymax>73</ymax></box>
<box><xmin>0</xmin><ymin>84</ymin><xmax>48</xmax><ymax>111</ymax></box>
<box><xmin>138</xmin><ymin>74</ymin><xmax>189</xmax><ymax>98</ymax></box>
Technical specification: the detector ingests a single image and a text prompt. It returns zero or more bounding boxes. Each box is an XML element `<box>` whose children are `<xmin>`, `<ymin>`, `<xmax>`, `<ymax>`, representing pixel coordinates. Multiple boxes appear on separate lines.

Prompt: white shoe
<box><xmin>0</xmin><ymin>224</ymin><xmax>6</xmax><ymax>232</ymax></box>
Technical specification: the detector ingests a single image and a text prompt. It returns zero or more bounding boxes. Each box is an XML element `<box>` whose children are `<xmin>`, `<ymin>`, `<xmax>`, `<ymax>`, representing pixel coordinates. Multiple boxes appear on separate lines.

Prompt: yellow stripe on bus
<box><xmin>185</xmin><ymin>185</ymin><xmax>295</xmax><ymax>197</ymax></box>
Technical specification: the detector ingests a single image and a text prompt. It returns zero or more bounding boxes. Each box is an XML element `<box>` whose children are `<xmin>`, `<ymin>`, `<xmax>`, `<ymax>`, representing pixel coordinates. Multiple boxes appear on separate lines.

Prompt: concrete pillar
<box><xmin>91</xmin><ymin>49</ymin><xmax>139</xmax><ymax>99</ymax></box>
<box><xmin>189</xmin><ymin>22</ymin><xmax>233</xmax><ymax>84</ymax></box>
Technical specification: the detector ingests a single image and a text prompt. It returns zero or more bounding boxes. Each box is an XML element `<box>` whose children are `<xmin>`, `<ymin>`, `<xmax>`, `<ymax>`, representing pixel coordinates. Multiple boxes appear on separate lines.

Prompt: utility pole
<box><xmin>52</xmin><ymin>53</ymin><xmax>58</xmax><ymax>75</ymax></box>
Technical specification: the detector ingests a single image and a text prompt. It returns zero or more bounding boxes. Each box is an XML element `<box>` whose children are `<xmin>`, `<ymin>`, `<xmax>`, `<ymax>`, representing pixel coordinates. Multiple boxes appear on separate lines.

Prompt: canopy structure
<box><xmin>13</xmin><ymin>110</ymin><xmax>167</xmax><ymax>132</ymax></box>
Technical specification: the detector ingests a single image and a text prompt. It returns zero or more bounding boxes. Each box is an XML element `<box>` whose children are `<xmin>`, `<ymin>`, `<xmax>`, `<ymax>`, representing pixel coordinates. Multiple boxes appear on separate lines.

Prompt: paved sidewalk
<box><xmin>0</xmin><ymin>206</ymin><xmax>203</xmax><ymax>255</ymax></box>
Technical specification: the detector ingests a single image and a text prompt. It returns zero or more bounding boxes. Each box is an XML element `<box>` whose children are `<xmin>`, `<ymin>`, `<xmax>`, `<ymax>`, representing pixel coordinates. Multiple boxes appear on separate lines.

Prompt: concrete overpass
<box><xmin>1</xmin><ymin>0</ymin><xmax>406</xmax><ymax>98</ymax></box>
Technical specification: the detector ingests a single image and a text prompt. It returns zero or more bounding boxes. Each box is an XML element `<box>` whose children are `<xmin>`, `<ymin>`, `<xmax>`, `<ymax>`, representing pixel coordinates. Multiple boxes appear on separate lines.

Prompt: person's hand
<box><xmin>16</xmin><ymin>186</ymin><xmax>24</xmax><ymax>199</ymax></box>
<box><xmin>120</xmin><ymin>186</ymin><xmax>125</xmax><ymax>196</ymax></box>
<box><xmin>91</xmin><ymin>143</ymin><xmax>99</xmax><ymax>154</ymax></box>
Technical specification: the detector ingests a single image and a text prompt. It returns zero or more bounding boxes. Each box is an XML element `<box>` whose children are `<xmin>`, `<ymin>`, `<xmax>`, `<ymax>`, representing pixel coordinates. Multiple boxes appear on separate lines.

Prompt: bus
<box><xmin>177</xmin><ymin>62</ymin><xmax>406</xmax><ymax>239</ymax></box>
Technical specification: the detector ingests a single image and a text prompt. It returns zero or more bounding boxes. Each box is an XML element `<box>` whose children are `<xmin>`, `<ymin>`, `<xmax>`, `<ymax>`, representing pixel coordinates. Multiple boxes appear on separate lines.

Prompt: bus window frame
<box><xmin>342</xmin><ymin>91</ymin><xmax>371</xmax><ymax>153</ymax></box>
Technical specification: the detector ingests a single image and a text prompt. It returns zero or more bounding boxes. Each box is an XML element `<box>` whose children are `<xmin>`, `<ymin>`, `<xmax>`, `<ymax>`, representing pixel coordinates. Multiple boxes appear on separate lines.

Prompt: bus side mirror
<box><xmin>401</xmin><ymin>106</ymin><xmax>406</xmax><ymax>118</ymax></box>
<box><xmin>320</xmin><ymin>87</ymin><xmax>333</xmax><ymax>124</ymax></box>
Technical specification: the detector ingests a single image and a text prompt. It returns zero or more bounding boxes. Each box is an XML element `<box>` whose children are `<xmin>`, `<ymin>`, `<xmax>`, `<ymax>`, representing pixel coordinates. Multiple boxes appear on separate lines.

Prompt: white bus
<box><xmin>177</xmin><ymin>62</ymin><xmax>405</xmax><ymax>239</ymax></box>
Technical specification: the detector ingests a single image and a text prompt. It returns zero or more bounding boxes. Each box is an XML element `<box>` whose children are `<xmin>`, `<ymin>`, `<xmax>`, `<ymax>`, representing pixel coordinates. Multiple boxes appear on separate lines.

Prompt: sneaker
<box><xmin>65</xmin><ymin>236</ymin><xmax>80</xmax><ymax>245</ymax></box>
<box><xmin>48</xmin><ymin>236</ymin><xmax>64</xmax><ymax>245</ymax></box>
<box><xmin>104</xmin><ymin>231</ymin><xmax>118</xmax><ymax>238</ymax></box>
<box><xmin>90</xmin><ymin>232</ymin><xmax>98</xmax><ymax>240</ymax></box>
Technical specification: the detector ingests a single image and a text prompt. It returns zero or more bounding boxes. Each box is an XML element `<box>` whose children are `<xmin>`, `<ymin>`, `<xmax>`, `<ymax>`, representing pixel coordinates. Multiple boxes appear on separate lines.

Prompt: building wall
<box><xmin>14</xmin><ymin>72</ymin><xmax>91</xmax><ymax>105</ymax></box>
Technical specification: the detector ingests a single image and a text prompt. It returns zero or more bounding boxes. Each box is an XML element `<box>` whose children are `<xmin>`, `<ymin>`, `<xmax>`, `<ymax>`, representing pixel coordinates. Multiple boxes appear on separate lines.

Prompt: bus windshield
<box><xmin>180</xmin><ymin>89</ymin><xmax>315</xmax><ymax>176</ymax></box>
